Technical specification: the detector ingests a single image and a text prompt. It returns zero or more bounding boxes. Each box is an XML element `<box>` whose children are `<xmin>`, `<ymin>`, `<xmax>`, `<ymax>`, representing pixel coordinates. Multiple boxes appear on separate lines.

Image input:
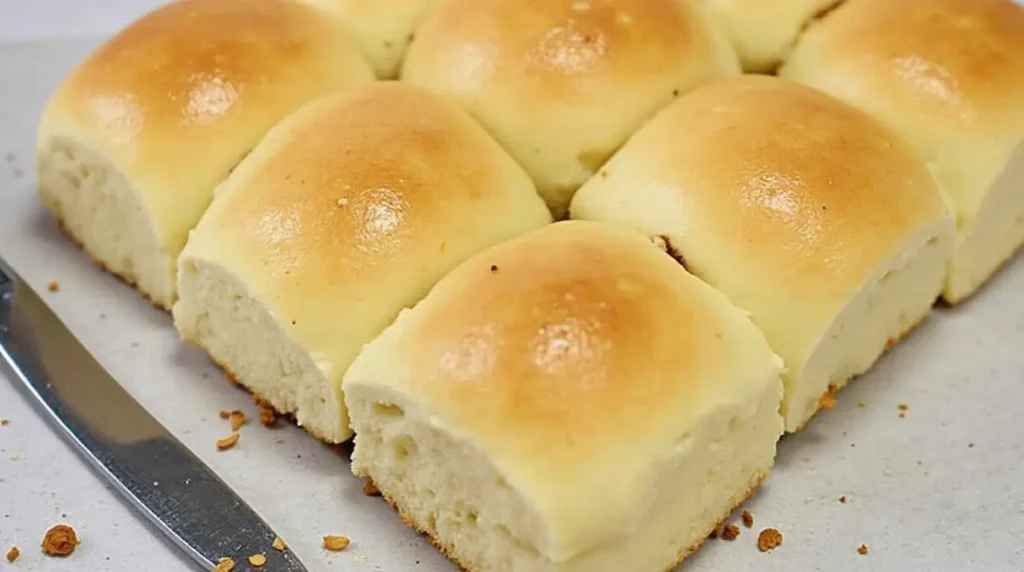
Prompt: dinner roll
<box><xmin>36</xmin><ymin>0</ymin><xmax>375</xmax><ymax>310</ymax></box>
<box><xmin>700</xmin><ymin>0</ymin><xmax>840</xmax><ymax>72</ymax></box>
<box><xmin>779</xmin><ymin>0</ymin><xmax>1024</xmax><ymax>304</ymax></box>
<box><xmin>344</xmin><ymin>220</ymin><xmax>784</xmax><ymax>572</ymax></box>
<box><xmin>571</xmin><ymin>76</ymin><xmax>955</xmax><ymax>433</ymax></box>
<box><xmin>401</xmin><ymin>0</ymin><xmax>740</xmax><ymax>218</ymax></box>
<box><xmin>173</xmin><ymin>82</ymin><xmax>552</xmax><ymax>443</ymax></box>
<box><xmin>296</xmin><ymin>0</ymin><xmax>440</xmax><ymax>78</ymax></box>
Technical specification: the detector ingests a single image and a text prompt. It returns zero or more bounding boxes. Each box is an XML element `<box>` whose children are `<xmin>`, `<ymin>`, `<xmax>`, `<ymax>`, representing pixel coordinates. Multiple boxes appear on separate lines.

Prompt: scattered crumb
<box><xmin>323</xmin><ymin>535</ymin><xmax>350</xmax><ymax>551</ymax></box>
<box><xmin>858</xmin><ymin>401</ymin><xmax>868</xmax><ymax>408</ymax></box>
<box><xmin>218</xmin><ymin>410</ymin><xmax>230</xmax><ymax>419</ymax></box>
<box><xmin>741</xmin><ymin>510</ymin><xmax>754</xmax><ymax>528</ymax></box>
<box><xmin>489</xmin><ymin>264</ymin><xmax>499</xmax><ymax>273</ymax></box>
<box><xmin>1</xmin><ymin>419</ymin><xmax>8</xmax><ymax>426</ymax></box>
<box><xmin>248</xmin><ymin>553</ymin><xmax>267</xmax><ymax>567</ymax></box>
<box><xmin>47</xmin><ymin>281</ymin><xmax>60</xmax><ymax>293</ymax></box>
<box><xmin>272</xmin><ymin>537</ymin><xmax>286</xmax><ymax>551</ymax></box>
<box><xmin>968</xmin><ymin>443</ymin><xmax>975</xmax><ymax>448</ymax></box>
<box><xmin>229</xmin><ymin>410</ymin><xmax>247</xmax><ymax>432</ymax></box>
<box><xmin>898</xmin><ymin>403</ymin><xmax>908</xmax><ymax>418</ymax></box>
<box><xmin>216</xmin><ymin>433</ymin><xmax>240</xmax><ymax>451</ymax></box>
<box><xmin>839</xmin><ymin>496</ymin><xmax>847</xmax><ymax>503</ymax></box>
<box><xmin>819</xmin><ymin>385</ymin><xmax>838</xmax><ymax>409</ymax></box>
<box><xmin>802</xmin><ymin>457</ymin><xmax>810</xmax><ymax>463</ymax></box>
<box><xmin>9</xmin><ymin>456</ymin><xmax>20</xmax><ymax>462</ymax></box>
<box><xmin>213</xmin><ymin>557</ymin><xmax>235</xmax><ymax>571</ymax></box>
<box><xmin>363</xmin><ymin>480</ymin><xmax>381</xmax><ymax>497</ymax></box>
<box><xmin>757</xmin><ymin>528</ymin><xmax>783</xmax><ymax>552</ymax></box>
<box><xmin>41</xmin><ymin>524</ymin><xmax>80</xmax><ymax>557</ymax></box>
<box><xmin>6</xmin><ymin>546</ymin><xmax>19</xmax><ymax>562</ymax></box>
<box><xmin>858</xmin><ymin>544</ymin><xmax>868</xmax><ymax>555</ymax></box>
<box><xmin>258</xmin><ymin>405</ymin><xmax>278</xmax><ymax>427</ymax></box>
<box><xmin>719</xmin><ymin>524</ymin><xmax>740</xmax><ymax>541</ymax></box>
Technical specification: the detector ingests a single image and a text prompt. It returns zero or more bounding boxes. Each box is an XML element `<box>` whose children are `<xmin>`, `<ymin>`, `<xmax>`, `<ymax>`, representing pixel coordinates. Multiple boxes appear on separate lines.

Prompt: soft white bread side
<box><xmin>36</xmin><ymin>0</ymin><xmax>375</xmax><ymax>309</ymax></box>
<box><xmin>297</xmin><ymin>0</ymin><xmax>440</xmax><ymax>78</ymax></box>
<box><xmin>343</xmin><ymin>220</ymin><xmax>784</xmax><ymax>572</ymax></box>
<box><xmin>779</xmin><ymin>0</ymin><xmax>1024</xmax><ymax>305</ymax></box>
<box><xmin>401</xmin><ymin>0</ymin><xmax>740</xmax><ymax>218</ymax></box>
<box><xmin>173</xmin><ymin>82</ymin><xmax>552</xmax><ymax>443</ymax></box>
<box><xmin>700</xmin><ymin>0</ymin><xmax>839</xmax><ymax>72</ymax></box>
<box><xmin>571</xmin><ymin>76</ymin><xmax>955</xmax><ymax>432</ymax></box>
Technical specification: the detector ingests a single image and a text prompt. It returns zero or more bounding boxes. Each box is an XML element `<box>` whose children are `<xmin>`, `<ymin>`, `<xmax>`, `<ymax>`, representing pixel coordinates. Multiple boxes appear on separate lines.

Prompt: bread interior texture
<box><xmin>37</xmin><ymin>137</ymin><xmax>176</xmax><ymax>308</ymax></box>
<box><xmin>346</xmin><ymin>378</ymin><xmax>781</xmax><ymax>572</ymax></box>
<box><xmin>174</xmin><ymin>258</ymin><xmax>346</xmax><ymax>442</ymax></box>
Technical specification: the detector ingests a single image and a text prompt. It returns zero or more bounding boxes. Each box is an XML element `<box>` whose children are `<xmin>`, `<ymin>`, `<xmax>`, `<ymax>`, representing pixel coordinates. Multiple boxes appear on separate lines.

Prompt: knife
<box><xmin>0</xmin><ymin>257</ymin><xmax>307</xmax><ymax>572</ymax></box>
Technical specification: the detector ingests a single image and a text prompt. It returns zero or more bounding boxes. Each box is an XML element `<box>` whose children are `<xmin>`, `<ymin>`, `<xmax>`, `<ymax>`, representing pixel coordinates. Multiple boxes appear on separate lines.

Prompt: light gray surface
<box><xmin>0</xmin><ymin>15</ymin><xmax>1023</xmax><ymax>572</ymax></box>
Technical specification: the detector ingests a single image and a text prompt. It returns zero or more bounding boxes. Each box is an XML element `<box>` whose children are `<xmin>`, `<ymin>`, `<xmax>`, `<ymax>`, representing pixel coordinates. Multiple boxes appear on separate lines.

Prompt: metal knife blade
<box><xmin>0</xmin><ymin>257</ymin><xmax>307</xmax><ymax>572</ymax></box>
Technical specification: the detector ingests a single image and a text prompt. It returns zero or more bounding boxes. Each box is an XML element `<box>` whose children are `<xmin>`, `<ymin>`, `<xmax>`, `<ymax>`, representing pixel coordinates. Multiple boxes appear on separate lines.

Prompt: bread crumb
<box><xmin>819</xmin><ymin>385</ymin><xmax>838</xmax><ymax>409</ymax></box>
<box><xmin>47</xmin><ymin>281</ymin><xmax>60</xmax><ymax>293</ymax></box>
<box><xmin>229</xmin><ymin>410</ymin><xmax>246</xmax><ymax>432</ymax></box>
<box><xmin>898</xmin><ymin>403</ymin><xmax>908</xmax><ymax>418</ymax></box>
<box><xmin>258</xmin><ymin>405</ymin><xmax>278</xmax><ymax>427</ymax></box>
<box><xmin>719</xmin><ymin>524</ymin><xmax>740</xmax><ymax>541</ymax></box>
<box><xmin>757</xmin><ymin>528</ymin><xmax>782</xmax><ymax>552</ymax></box>
<box><xmin>858</xmin><ymin>401</ymin><xmax>868</xmax><ymax>408</ymax></box>
<box><xmin>248</xmin><ymin>553</ymin><xmax>267</xmax><ymax>567</ymax></box>
<box><xmin>323</xmin><ymin>535</ymin><xmax>350</xmax><ymax>551</ymax></box>
<box><xmin>489</xmin><ymin>264</ymin><xmax>499</xmax><ymax>273</ymax></box>
<box><xmin>41</xmin><ymin>524</ymin><xmax>79</xmax><ymax>557</ymax></box>
<box><xmin>5</xmin><ymin>546</ymin><xmax>19</xmax><ymax>562</ymax></box>
<box><xmin>1</xmin><ymin>419</ymin><xmax>8</xmax><ymax>426</ymax></box>
<box><xmin>213</xmin><ymin>557</ymin><xmax>235</xmax><ymax>571</ymax></box>
<box><xmin>272</xmin><ymin>537</ymin><xmax>286</xmax><ymax>551</ymax></box>
<box><xmin>218</xmin><ymin>410</ymin><xmax>230</xmax><ymax>419</ymax></box>
<box><xmin>839</xmin><ymin>495</ymin><xmax>847</xmax><ymax>503</ymax></box>
<box><xmin>741</xmin><ymin>510</ymin><xmax>754</xmax><ymax>528</ymax></box>
<box><xmin>216</xmin><ymin>433</ymin><xmax>240</xmax><ymax>450</ymax></box>
<box><xmin>363</xmin><ymin>480</ymin><xmax>381</xmax><ymax>497</ymax></box>
<box><xmin>857</xmin><ymin>544</ymin><xmax>868</xmax><ymax>555</ymax></box>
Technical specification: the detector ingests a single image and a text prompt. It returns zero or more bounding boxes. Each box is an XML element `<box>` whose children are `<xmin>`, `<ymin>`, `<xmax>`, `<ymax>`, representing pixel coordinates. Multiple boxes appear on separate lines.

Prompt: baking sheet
<box><xmin>0</xmin><ymin>38</ymin><xmax>1021</xmax><ymax>572</ymax></box>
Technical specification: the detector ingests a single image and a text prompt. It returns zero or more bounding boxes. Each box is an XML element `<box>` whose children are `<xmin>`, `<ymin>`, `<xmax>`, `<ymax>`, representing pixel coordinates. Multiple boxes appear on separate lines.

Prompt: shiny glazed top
<box><xmin>401</xmin><ymin>0</ymin><xmax>740</xmax><ymax>217</ymax></box>
<box><xmin>184</xmin><ymin>82</ymin><xmax>551</xmax><ymax>379</ymax></box>
<box><xmin>38</xmin><ymin>0</ymin><xmax>375</xmax><ymax>252</ymax></box>
<box><xmin>571</xmin><ymin>75</ymin><xmax>950</xmax><ymax>359</ymax></box>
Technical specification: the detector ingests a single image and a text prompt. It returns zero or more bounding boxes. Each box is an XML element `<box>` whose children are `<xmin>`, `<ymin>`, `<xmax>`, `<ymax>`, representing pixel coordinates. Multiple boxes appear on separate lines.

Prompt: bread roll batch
<box><xmin>32</xmin><ymin>0</ymin><xmax>1024</xmax><ymax>569</ymax></box>
<box><xmin>400</xmin><ymin>0</ymin><xmax>741</xmax><ymax>217</ymax></box>
<box><xmin>174</xmin><ymin>82</ymin><xmax>551</xmax><ymax>443</ymax></box>
<box><xmin>35</xmin><ymin>0</ymin><xmax>375</xmax><ymax>310</ymax></box>
<box><xmin>343</xmin><ymin>221</ymin><xmax>784</xmax><ymax>572</ymax></box>
<box><xmin>571</xmin><ymin>75</ymin><xmax>955</xmax><ymax>432</ymax></box>
<box><xmin>779</xmin><ymin>0</ymin><xmax>1024</xmax><ymax>304</ymax></box>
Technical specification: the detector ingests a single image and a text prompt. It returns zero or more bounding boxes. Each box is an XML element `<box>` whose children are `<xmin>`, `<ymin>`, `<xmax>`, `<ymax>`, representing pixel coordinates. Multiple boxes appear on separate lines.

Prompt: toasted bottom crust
<box><xmin>52</xmin><ymin>213</ymin><xmax>172</xmax><ymax>313</ymax></box>
<box><xmin>369</xmin><ymin>471</ymin><xmax>768</xmax><ymax>572</ymax></box>
<box><xmin>791</xmin><ymin>311</ymin><xmax>929</xmax><ymax>433</ymax></box>
<box><xmin>180</xmin><ymin>337</ymin><xmax>342</xmax><ymax>445</ymax></box>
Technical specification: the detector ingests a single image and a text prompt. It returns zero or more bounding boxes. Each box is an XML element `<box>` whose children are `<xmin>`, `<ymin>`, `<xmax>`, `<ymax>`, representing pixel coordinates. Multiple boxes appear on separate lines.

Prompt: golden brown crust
<box><xmin>39</xmin><ymin>0</ymin><xmax>376</xmax><ymax>267</ymax></box>
<box><xmin>783</xmin><ymin>0</ymin><xmax>1024</xmax><ymax>137</ymax></box>
<box><xmin>386</xmin><ymin>221</ymin><xmax>775</xmax><ymax>469</ymax></box>
<box><xmin>571</xmin><ymin>75</ymin><xmax>948</xmax><ymax>361</ymax></box>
